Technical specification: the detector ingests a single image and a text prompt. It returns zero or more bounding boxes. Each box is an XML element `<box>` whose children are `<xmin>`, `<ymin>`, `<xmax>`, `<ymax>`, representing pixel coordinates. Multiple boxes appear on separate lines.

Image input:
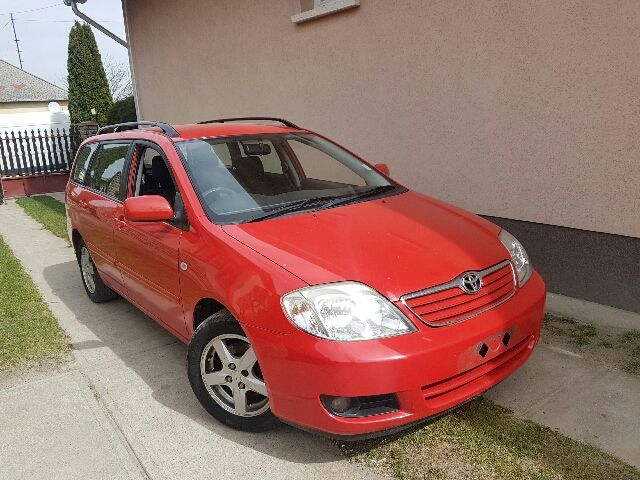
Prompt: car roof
<box><xmin>88</xmin><ymin>122</ymin><xmax>307</xmax><ymax>143</ymax></box>
<box><xmin>172</xmin><ymin>122</ymin><xmax>305</xmax><ymax>141</ymax></box>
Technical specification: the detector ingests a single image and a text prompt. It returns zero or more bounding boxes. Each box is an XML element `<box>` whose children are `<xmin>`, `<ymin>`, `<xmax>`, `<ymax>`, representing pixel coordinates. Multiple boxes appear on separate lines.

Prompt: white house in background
<box><xmin>0</xmin><ymin>59</ymin><xmax>70</xmax><ymax>136</ymax></box>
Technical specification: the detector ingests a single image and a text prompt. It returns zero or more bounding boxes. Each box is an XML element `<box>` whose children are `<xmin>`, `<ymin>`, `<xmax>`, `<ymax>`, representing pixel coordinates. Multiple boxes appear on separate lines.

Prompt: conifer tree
<box><xmin>67</xmin><ymin>22</ymin><xmax>113</xmax><ymax>124</ymax></box>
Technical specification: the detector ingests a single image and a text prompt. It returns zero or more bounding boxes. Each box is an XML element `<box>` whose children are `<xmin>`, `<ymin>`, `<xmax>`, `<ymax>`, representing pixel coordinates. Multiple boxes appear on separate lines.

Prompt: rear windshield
<box><xmin>177</xmin><ymin>134</ymin><xmax>399</xmax><ymax>224</ymax></box>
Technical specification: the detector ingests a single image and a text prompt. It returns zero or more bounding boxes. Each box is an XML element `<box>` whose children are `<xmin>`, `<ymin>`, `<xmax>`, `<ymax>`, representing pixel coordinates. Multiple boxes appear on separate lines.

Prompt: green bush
<box><xmin>106</xmin><ymin>96</ymin><xmax>137</xmax><ymax>124</ymax></box>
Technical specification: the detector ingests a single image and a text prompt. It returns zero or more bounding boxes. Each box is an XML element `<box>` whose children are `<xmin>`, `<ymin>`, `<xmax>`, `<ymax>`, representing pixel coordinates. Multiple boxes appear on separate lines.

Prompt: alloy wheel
<box><xmin>200</xmin><ymin>334</ymin><xmax>269</xmax><ymax>417</ymax></box>
<box><xmin>80</xmin><ymin>246</ymin><xmax>96</xmax><ymax>294</ymax></box>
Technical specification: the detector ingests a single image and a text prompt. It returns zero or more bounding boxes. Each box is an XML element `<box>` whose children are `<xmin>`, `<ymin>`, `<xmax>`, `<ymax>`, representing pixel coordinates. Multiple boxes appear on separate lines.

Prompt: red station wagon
<box><xmin>66</xmin><ymin>118</ymin><xmax>546</xmax><ymax>438</ymax></box>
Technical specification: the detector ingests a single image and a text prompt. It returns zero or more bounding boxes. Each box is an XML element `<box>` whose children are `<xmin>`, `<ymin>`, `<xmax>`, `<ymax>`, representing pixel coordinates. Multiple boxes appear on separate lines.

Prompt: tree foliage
<box><xmin>107</xmin><ymin>96</ymin><xmax>137</xmax><ymax>124</ymax></box>
<box><xmin>67</xmin><ymin>22</ymin><xmax>113</xmax><ymax>125</ymax></box>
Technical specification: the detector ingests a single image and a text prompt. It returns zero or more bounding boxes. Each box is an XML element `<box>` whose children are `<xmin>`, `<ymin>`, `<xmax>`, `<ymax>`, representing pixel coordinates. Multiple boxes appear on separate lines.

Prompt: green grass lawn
<box><xmin>15</xmin><ymin>195</ymin><xmax>69</xmax><ymax>243</ymax></box>
<box><xmin>0</xmin><ymin>235</ymin><xmax>69</xmax><ymax>369</ymax></box>
<box><xmin>341</xmin><ymin>397</ymin><xmax>640</xmax><ymax>480</ymax></box>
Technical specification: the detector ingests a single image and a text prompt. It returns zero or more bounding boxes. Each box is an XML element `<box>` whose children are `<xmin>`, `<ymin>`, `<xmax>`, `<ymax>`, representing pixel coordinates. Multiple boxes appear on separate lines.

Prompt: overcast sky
<box><xmin>0</xmin><ymin>0</ymin><xmax>128</xmax><ymax>88</ymax></box>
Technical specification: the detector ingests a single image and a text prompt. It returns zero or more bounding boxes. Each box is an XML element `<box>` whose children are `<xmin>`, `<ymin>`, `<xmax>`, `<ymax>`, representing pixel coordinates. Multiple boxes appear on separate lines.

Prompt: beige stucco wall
<box><xmin>124</xmin><ymin>0</ymin><xmax>640</xmax><ymax>238</ymax></box>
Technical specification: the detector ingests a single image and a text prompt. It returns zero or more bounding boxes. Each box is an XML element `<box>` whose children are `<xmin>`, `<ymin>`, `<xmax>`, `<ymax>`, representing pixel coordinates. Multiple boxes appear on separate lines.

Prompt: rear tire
<box><xmin>187</xmin><ymin>310</ymin><xmax>280</xmax><ymax>432</ymax></box>
<box><xmin>76</xmin><ymin>238</ymin><xmax>118</xmax><ymax>303</ymax></box>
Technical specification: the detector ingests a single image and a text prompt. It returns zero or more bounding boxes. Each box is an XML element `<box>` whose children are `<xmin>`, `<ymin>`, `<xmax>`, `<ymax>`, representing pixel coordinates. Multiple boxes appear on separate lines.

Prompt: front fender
<box><xmin>179</xmin><ymin>219</ymin><xmax>306</xmax><ymax>338</ymax></box>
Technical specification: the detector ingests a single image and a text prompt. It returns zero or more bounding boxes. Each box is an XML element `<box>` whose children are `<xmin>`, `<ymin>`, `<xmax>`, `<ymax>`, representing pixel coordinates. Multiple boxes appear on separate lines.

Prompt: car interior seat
<box><xmin>233</xmin><ymin>156</ymin><xmax>270</xmax><ymax>194</ymax></box>
<box><xmin>150</xmin><ymin>156</ymin><xmax>176</xmax><ymax>207</ymax></box>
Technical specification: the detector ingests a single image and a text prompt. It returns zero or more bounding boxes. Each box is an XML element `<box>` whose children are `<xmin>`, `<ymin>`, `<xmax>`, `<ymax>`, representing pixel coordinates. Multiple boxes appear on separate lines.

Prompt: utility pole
<box><xmin>10</xmin><ymin>13</ymin><xmax>23</xmax><ymax>69</ymax></box>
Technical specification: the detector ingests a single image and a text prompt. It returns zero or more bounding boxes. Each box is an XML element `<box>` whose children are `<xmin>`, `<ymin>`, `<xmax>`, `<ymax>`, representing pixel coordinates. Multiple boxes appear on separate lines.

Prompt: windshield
<box><xmin>177</xmin><ymin>133</ymin><xmax>399</xmax><ymax>224</ymax></box>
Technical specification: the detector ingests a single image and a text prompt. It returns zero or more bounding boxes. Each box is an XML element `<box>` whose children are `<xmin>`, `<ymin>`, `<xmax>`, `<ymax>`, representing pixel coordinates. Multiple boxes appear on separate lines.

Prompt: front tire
<box><xmin>187</xmin><ymin>310</ymin><xmax>279</xmax><ymax>432</ymax></box>
<box><xmin>76</xmin><ymin>238</ymin><xmax>118</xmax><ymax>303</ymax></box>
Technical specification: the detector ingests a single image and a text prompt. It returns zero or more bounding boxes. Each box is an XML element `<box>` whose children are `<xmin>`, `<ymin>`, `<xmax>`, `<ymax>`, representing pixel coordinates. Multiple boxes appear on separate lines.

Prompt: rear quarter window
<box><xmin>72</xmin><ymin>143</ymin><xmax>98</xmax><ymax>185</ymax></box>
<box><xmin>86</xmin><ymin>143</ymin><xmax>131</xmax><ymax>200</ymax></box>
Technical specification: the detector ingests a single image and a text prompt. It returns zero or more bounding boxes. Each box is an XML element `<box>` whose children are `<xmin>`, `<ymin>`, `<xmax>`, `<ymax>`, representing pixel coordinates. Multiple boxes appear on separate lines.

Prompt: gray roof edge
<box><xmin>0</xmin><ymin>59</ymin><xmax>68</xmax><ymax>101</ymax></box>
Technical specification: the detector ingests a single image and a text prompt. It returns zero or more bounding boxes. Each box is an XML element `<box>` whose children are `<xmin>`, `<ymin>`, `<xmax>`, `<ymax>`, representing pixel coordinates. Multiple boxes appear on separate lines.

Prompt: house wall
<box><xmin>0</xmin><ymin>101</ymin><xmax>70</xmax><ymax>134</ymax></box>
<box><xmin>123</xmin><ymin>0</ymin><xmax>640</xmax><ymax>311</ymax></box>
<box><xmin>0</xmin><ymin>101</ymin><xmax>72</xmax><ymax>177</ymax></box>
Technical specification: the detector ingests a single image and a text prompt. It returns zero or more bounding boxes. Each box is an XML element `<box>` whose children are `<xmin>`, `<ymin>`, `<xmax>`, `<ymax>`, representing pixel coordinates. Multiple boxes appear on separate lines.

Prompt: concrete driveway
<box><xmin>0</xmin><ymin>202</ymin><xmax>382</xmax><ymax>480</ymax></box>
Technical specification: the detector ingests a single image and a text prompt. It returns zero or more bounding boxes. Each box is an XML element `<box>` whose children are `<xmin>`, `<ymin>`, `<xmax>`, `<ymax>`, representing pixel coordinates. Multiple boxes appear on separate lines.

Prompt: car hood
<box><xmin>221</xmin><ymin>191</ymin><xmax>508</xmax><ymax>301</ymax></box>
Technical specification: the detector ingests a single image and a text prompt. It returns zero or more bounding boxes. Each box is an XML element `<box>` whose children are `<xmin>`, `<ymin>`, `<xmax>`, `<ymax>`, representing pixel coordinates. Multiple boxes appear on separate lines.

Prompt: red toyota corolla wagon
<box><xmin>66</xmin><ymin>118</ymin><xmax>546</xmax><ymax>438</ymax></box>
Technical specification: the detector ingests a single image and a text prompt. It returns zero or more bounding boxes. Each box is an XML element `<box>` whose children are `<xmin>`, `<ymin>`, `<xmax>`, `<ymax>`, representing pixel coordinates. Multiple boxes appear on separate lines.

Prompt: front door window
<box><xmin>131</xmin><ymin>145</ymin><xmax>178</xmax><ymax>209</ymax></box>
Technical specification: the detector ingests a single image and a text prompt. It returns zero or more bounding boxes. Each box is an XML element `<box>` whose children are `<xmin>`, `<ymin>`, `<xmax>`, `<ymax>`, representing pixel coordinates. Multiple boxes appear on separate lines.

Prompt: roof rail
<box><xmin>197</xmin><ymin>117</ymin><xmax>301</xmax><ymax>129</ymax></box>
<box><xmin>97</xmin><ymin>121</ymin><xmax>180</xmax><ymax>137</ymax></box>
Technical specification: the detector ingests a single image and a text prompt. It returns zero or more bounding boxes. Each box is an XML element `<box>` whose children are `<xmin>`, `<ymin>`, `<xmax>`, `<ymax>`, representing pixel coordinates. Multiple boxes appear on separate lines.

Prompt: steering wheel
<box><xmin>202</xmin><ymin>186</ymin><xmax>236</xmax><ymax>200</ymax></box>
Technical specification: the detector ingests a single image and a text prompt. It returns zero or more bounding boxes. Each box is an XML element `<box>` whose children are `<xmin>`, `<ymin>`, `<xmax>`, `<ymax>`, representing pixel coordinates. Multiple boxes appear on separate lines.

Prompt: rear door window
<box><xmin>86</xmin><ymin>143</ymin><xmax>131</xmax><ymax>200</ymax></box>
<box><xmin>72</xmin><ymin>143</ymin><xmax>98</xmax><ymax>186</ymax></box>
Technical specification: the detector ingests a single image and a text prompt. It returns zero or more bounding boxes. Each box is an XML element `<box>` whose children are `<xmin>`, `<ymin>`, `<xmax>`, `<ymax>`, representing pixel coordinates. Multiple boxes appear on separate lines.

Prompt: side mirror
<box><xmin>124</xmin><ymin>195</ymin><xmax>174</xmax><ymax>222</ymax></box>
<box><xmin>374</xmin><ymin>163</ymin><xmax>390</xmax><ymax>176</ymax></box>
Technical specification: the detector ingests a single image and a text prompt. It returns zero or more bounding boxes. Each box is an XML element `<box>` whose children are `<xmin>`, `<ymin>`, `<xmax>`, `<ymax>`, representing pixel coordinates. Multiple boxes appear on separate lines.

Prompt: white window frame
<box><xmin>292</xmin><ymin>0</ymin><xmax>360</xmax><ymax>24</ymax></box>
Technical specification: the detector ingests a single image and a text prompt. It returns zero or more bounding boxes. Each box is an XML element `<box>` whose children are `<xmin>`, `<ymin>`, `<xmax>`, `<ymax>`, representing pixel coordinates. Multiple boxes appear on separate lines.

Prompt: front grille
<box><xmin>400</xmin><ymin>260</ymin><xmax>516</xmax><ymax>327</ymax></box>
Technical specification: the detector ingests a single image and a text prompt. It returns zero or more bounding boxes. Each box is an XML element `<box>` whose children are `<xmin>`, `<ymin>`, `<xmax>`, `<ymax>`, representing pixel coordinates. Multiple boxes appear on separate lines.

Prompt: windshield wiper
<box><xmin>244</xmin><ymin>186</ymin><xmax>398</xmax><ymax>223</ymax></box>
<box><xmin>245</xmin><ymin>197</ymin><xmax>334</xmax><ymax>223</ymax></box>
<box><xmin>325</xmin><ymin>185</ymin><xmax>397</xmax><ymax>208</ymax></box>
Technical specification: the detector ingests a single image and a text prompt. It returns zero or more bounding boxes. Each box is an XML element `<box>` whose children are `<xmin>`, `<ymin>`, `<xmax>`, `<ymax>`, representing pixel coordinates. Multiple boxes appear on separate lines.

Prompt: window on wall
<box><xmin>292</xmin><ymin>0</ymin><xmax>360</xmax><ymax>24</ymax></box>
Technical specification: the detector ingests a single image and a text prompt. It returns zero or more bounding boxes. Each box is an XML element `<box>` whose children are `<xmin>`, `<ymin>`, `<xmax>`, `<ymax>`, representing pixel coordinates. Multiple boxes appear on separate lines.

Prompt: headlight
<box><xmin>499</xmin><ymin>230</ymin><xmax>532</xmax><ymax>286</ymax></box>
<box><xmin>281</xmin><ymin>282</ymin><xmax>416</xmax><ymax>341</ymax></box>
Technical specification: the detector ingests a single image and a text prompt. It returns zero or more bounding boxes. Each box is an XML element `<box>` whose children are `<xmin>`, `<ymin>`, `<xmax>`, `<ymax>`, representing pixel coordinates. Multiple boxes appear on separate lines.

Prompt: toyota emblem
<box><xmin>461</xmin><ymin>272</ymin><xmax>482</xmax><ymax>294</ymax></box>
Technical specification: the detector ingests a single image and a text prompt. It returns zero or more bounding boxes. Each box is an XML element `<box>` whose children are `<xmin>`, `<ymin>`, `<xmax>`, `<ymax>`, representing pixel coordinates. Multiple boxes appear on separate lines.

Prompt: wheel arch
<box><xmin>71</xmin><ymin>229</ymin><xmax>82</xmax><ymax>253</ymax></box>
<box><xmin>193</xmin><ymin>297</ymin><xmax>226</xmax><ymax>332</ymax></box>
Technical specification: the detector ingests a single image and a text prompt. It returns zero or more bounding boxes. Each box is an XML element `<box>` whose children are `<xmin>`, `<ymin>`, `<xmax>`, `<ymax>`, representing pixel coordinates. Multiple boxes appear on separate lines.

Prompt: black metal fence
<box><xmin>0</xmin><ymin>128</ymin><xmax>81</xmax><ymax>177</ymax></box>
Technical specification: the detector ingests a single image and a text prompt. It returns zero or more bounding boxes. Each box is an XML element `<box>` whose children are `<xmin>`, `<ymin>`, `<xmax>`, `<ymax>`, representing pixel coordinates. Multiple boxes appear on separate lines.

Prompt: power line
<box><xmin>9</xmin><ymin>13</ymin><xmax>22</xmax><ymax>69</ymax></box>
<box><xmin>0</xmin><ymin>2</ymin><xmax>65</xmax><ymax>70</ymax></box>
<box><xmin>0</xmin><ymin>3</ymin><xmax>62</xmax><ymax>16</ymax></box>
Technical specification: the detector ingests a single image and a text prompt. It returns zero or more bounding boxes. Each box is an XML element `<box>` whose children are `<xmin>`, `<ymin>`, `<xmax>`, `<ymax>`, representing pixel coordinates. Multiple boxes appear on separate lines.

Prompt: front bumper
<box><xmin>247</xmin><ymin>271</ymin><xmax>546</xmax><ymax>437</ymax></box>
